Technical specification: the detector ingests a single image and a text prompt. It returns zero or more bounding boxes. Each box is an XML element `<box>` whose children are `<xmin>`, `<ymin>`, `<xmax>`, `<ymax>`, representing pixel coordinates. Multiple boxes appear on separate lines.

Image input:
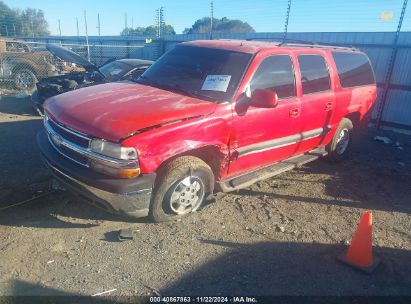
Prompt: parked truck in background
<box><xmin>0</xmin><ymin>39</ymin><xmax>60</xmax><ymax>90</ymax></box>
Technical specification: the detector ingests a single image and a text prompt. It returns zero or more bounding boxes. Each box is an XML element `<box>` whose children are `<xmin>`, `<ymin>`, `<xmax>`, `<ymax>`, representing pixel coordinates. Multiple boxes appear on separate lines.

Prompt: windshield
<box><xmin>99</xmin><ymin>61</ymin><xmax>133</xmax><ymax>81</ymax></box>
<box><xmin>137</xmin><ymin>45</ymin><xmax>252</xmax><ymax>101</ymax></box>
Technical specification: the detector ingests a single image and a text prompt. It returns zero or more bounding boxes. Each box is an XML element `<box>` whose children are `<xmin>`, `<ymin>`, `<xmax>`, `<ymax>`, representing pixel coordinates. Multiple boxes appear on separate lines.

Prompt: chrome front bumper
<box><xmin>43</xmin><ymin>115</ymin><xmax>137</xmax><ymax>170</ymax></box>
<box><xmin>37</xmin><ymin>131</ymin><xmax>156</xmax><ymax>218</ymax></box>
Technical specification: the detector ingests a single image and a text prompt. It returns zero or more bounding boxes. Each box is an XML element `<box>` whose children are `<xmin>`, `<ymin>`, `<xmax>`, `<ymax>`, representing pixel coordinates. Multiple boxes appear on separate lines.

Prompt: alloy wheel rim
<box><xmin>169</xmin><ymin>176</ymin><xmax>205</xmax><ymax>215</ymax></box>
<box><xmin>336</xmin><ymin>128</ymin><xmax>350</xmax><ymax>155</ymax></box>
<box><xmin>16</xmin><ymin>71</ymin><xmax>34</xmax><ymax>88</ymax></box>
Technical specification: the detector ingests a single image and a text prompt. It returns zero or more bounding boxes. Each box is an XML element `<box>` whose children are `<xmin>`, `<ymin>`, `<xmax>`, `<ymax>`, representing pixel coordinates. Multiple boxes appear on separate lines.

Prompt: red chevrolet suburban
<box><xmin>37</xmin><ymin>40</ymin><xmax>377</xmax><ymax>222</ymax></box>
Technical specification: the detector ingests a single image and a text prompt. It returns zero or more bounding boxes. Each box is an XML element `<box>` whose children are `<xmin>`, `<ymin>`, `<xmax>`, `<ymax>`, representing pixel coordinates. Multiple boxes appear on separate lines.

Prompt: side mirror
<box><xmin>250</xmin><ymin>89</ymin><xmax>278</xmax><ymax>108</ymax></box>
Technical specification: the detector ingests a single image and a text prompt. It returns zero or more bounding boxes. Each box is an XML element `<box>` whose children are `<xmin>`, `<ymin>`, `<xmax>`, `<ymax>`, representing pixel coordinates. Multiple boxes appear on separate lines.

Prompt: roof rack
<box><xmin>244</xmin><ymin>37</ymin><xmax>358</xmax><ymax>51</ymax></box>
<box><xmin>280</xmin><ymin>42</ymin><xmax>358</xmax><ymax>51</ymax></box>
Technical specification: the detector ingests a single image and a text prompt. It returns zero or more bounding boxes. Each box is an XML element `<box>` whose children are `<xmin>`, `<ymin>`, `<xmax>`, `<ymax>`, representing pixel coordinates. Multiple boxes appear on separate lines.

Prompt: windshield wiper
<box><xmin>136</xmin><ymin>76</ymin><xmax>216</xmax><ymax>101</ymax></box>
<box><xmin>191</xmin><ymin>90</ymin><xmax>215</xmax><ymax>101</ymax></box>
<box><xmin>137</xmin><ymin>77</ymin><xmax>194</xmax><ymax>97</ymax></box>
<box><xmin>163</xmin><ymin>83</ymin><xmax>216</xmax><ymax>101</ymax></box>
<box><xmin>166</xmin><ymin>83</ymin><xmax>197</xmax><ymax>98</ymax></box>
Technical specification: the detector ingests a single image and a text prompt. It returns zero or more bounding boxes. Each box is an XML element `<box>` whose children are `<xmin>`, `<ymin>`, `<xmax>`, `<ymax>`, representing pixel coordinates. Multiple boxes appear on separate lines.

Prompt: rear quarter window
<box><xmin>332</xmin><ymin>52</ymin><xmax>375</xmax><ymax>88</ymax></box>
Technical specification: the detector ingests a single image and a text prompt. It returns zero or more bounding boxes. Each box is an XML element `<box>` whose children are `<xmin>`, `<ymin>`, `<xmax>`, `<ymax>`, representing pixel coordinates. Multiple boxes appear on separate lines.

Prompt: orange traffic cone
<box><xmin>338</xmin><ymin>210</ymin><xmax>380</xmax><ymax>273</ymax></box>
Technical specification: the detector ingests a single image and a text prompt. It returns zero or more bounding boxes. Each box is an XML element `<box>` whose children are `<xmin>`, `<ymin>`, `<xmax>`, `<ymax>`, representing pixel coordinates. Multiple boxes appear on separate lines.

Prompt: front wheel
<box><xmin>326</xmin><ymin>118</ymin><xmax>353</xmax><ymax>162</ymax></box>
<box><xmin>150</xmin><ymin>156</ymin><xmax>214</xmax><ymax>222</ymax></box>
<box><xmin>13</xmin><ymin>68</ymin><xmax>37</xmax><ymax>91</ymax></box>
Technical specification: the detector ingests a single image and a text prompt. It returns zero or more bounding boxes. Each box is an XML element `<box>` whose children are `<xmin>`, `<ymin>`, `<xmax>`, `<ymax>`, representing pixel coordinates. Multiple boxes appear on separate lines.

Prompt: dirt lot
<box><xmin>0</xmin><ymin>95</ymin><xmax>410</xmax><ymax>297</ymax></box>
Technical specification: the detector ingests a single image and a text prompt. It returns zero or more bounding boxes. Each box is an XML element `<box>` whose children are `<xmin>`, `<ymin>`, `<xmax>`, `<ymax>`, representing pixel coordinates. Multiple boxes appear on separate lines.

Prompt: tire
<box><xmin>326</xmin><ymin>118</ymin><xmax>353</xmax><ymax>162</ymax></box>
<box><xmin>13</xmin><ymin>68</ymin><xmax>37</xmax><ymax>91</ymax></box>
<box><xmin>150</xmin><ymin>156</ymin><xmax>214</xmax><ymax>222</ymax></box>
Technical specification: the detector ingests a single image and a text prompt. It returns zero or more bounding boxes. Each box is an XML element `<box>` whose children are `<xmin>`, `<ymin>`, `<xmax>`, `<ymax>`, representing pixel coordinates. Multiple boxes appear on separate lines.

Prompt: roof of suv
<box><xmin>181</xmin><ymin>39</ymin><xmax>358</xmax><ymax>54</ymax></box>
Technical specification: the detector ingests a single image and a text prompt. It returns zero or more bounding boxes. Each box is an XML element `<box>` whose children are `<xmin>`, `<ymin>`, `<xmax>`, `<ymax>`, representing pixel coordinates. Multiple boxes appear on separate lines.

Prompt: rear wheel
<box><xmin>13</xmin><ymin>68</ymin><xmax>37</xmax><ymax>91</ymax></box>
<box><xmin>326</xmin><ymin>118</ymin><xmax>353</xmax><ymax>162</ymax></box>
<box><xmin>150</xmin><ymin>156</ymin><xmax>214</xmax><ymax>222</ymax></box>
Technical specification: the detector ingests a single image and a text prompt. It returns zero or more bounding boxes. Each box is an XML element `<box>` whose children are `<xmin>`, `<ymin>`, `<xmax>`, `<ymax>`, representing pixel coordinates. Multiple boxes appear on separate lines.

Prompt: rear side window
<box><xmin>298</xmin><ymin>55</ymin><xmax>330</xmax><ymax>94</ymax></box>
<box><xmin>250</xmin><ymin>55</ymin><xmax>296</xmax><ymax>99</ymax></box>
<box><xmin>332</xmin><ymin>52</ymin><xmax>375</xmax><ymax>87</ymax></box>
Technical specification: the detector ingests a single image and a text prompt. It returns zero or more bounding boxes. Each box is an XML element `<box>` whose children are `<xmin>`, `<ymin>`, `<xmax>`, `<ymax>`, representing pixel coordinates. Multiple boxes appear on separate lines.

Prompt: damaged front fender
<box><xmin>121</xmin><ymin>103</ymin><xmax>233</xmax><ymax>180</ymax></box>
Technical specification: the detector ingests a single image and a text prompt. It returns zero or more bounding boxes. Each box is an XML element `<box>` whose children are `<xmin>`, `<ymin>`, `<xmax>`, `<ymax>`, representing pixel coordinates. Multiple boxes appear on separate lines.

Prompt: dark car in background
<box><xmin>32</xmin><ymin>43</ymin><xmax>153</xmax><ymax>115</ymax></box>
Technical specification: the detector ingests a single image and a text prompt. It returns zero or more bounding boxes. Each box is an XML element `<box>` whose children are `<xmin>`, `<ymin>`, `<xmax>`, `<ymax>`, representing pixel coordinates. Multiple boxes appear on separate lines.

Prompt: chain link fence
<box><xmin>0</xmin><ymin>37</ymin><xmax>159</xmax><ymax>95</ymax></box>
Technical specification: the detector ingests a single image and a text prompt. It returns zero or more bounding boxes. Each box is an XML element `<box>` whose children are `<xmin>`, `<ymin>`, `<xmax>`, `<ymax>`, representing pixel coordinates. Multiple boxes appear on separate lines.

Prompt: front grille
<box><xmin>45</xmin><ymin>116</ymin><xmax>92</xmax><ymax>167</ymax></box>
<box><xmin>47</xmin><ymin>118</ymin><xmax>90</xmax><ymax>148</ymax></box>
<box><xmin>58</xmin><ymin>144</ymin><xmax>90</xmax><ymax>166</ymax></box>
<box><xmin>44</xmin><ymin>115</ymin><xmax>137</xmax><ymax>173</ymax></box>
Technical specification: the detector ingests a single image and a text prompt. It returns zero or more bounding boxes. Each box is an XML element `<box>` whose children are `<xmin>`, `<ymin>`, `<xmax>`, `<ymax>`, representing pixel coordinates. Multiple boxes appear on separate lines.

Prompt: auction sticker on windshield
<box><xmin>201</xmin><ymin>75</ymin><xmax>231</xmax><ymax>92</ymax></box>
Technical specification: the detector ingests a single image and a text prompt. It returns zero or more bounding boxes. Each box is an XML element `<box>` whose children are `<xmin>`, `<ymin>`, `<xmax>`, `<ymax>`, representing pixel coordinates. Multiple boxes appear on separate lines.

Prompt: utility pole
<box><xmin>159</xmin><ymin>7</ymin><xmax>164</xmax><ymax>37</ymax></box>
<box><xmin>5</xmin><ymin>25</ymin><xmax>8</xmax><ymax>36</ymax></box>
<box><xmin>76</xmin><ymin>17</ymin><xmax>79</xmax><ymax>37</ymax></box>
<box><xmin>84</xmin><ymin>10</ymin><xmax>90</xmax><ymax>61</ymax></box>
<box><xmin>155</xmin><ymin>8</ymin><xmax>160</xmax><ymax>38</ymax></box>
<box><xmin>132</xmin><ymin>16</ymin><xmax>134</xmax><ymax>28</ymax></box>
<box><xmin>210</xmin><ymin>1</ymin><xmax>214</xmax><ymax>39</ymax></box>
<box><xmin>97</xmin><ymin>13</ymin><xmax>101</xmax><ymax>36</ymax></box>
<box><xmin>31</xmin><ymin>17</ymin><xmax>34</xmax><ymax>37</ymax></box>
<box><xmin>125</xmin><ymin>13</ymin><xmax>128</xmax><ymax>29</ymax></box>
<box><xmin>58</xmin><ymin>19</ymin><xmax>62</xmax><ymax>37</ymax></box>
<box><xmin>283</xmin><ymin>0</ymin><xmax>292</xmax><ymax>42</ymax></box>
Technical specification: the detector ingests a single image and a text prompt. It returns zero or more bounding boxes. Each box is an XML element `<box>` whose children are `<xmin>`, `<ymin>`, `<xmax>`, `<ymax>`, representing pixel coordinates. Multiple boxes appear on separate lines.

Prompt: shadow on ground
<box><xmin>0</xmin><ymin>190</ymin><xmax>151</xmax><ymax>228</ymax></box>
<box><xmin>0</xmin><ymin>95</ymin><xmax>38</xmax><ymax>116</ymax></box>
<box><xmin>8</xmin><ymin>280</ymin><xmax>146</xmax><ymax>303</ymax></box>
<box><xmin>0</xmin><ymin>98</ymin><xmax>148</xmax><ymax>228</ymax></box>
<box><xmin>235</xmin><ymin>131</ymin><xmax>411</xmax><ymax>214</ymax></box>
<box><xmin>6</xmin><ymin>241</ymin><xmax>411</xmax><ymax>297</ymax></box>
<box><xmin>161</xmin><ymin>240</ymin><xmax>411</xmax><ymax>296</ymax></box>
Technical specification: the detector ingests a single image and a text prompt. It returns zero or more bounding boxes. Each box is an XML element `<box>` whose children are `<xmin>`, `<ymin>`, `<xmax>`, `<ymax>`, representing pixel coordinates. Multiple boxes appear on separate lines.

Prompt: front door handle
<box><xmin>289</xmin><ymin>108</ymin><xmax>300</xmax><ymax>118</ymax></box>
<box><xmin>325</xmin><ymin>102</ymin><xmax>333</xmax><ymax>111</ymax></box>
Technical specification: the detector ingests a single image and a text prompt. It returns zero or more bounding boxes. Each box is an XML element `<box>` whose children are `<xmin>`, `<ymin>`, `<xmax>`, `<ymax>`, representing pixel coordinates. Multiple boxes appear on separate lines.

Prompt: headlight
<box><xmin>90</xmin><ymin>139</ymin><xmax>137</xmax><ymax>160</ymax></box>
<box><xmin>90</xmin><ymin>139</ymin><xmax>140</xmax><ymax>178</ymax></box>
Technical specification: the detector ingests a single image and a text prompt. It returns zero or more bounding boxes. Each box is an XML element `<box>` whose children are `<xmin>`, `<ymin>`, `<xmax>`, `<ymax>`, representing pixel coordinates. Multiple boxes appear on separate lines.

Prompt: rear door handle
<box><xmin>325</xmin><ymin>102</ymin><xmax>333</xmax><ymax>111</ymax></box>
<box><xmin>289</xmin><ymin>108</ymin><xmax>300</xmax><ymax>118</ymax></box>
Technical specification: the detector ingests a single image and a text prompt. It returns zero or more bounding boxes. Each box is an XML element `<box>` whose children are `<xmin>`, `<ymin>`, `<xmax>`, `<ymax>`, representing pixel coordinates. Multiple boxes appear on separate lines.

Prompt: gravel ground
<box><xmin>0</xmin><ymin>95</ymin><xmax>410</xmax><ymax>297</ymax></box>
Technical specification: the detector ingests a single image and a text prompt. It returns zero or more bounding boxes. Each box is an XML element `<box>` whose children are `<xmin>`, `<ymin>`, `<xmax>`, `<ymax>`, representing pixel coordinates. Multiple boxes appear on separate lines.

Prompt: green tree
<box><xmin>120</xmin><ymin>27</ymin><xmax>146</xmax><ymax>36</ymax></box>
<box><xmin>0</xmin><ymin>1</ymin><xmax>21</xmax><ymax>36</ymax></box>
<box><xmin>121</xmin><ymin>24</ymin><xmax>176</xmax><ymax>36</ymax></box>
<box><xmin>20</xmin><ymin>8</ymin><xmax>50</xmax><ymax>36</ymax></box>
<box><xmin>160</xmin><ymin>24</ymin><xmax>176</xmax><ymax>35</ymax></box>
<box><xmin>183</xmin><ymin>17</ymin><xmax>215</xmax><ymax>34</ymax></box>
<box><xmin>143</xmin><ymin>25</ymin><xmax>157</xmax><ymax>36</ymax></box>
<box><xmin>0</xmin><ymin>1</ymin><xmax>50</xmax><ymax>36</ymax></box>
<box><xmin>184</xmin><ymin>17</ymin><xmax>255</xmax><ymax>34</ymax></box>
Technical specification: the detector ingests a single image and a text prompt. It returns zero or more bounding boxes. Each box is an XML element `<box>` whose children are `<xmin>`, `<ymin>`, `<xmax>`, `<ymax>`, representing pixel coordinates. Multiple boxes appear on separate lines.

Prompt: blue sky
<box><xmin>3</xmin><ymin>0</ymin><xmax>409</xmax><ymax>36</ymax></box>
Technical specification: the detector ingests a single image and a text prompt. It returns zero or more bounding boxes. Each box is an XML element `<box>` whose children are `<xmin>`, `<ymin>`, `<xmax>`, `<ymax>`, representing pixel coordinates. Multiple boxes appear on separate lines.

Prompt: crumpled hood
<box><xmin>44</xmin><ymin>82</ymin><xmax>217</xmax><ymax>142</ymax></box>
<box><xmin>46</xmin><ymin>43</ymin><xmax>98</xmax><ymax>72</ymax></box>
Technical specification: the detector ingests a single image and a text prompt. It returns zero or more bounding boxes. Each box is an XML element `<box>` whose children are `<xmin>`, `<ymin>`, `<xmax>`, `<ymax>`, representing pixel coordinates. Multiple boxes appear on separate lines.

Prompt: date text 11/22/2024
<box><xmin>149</xmin><ymin>296</ymin><xmax>258</xmax><ymax>303</ymax></box>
